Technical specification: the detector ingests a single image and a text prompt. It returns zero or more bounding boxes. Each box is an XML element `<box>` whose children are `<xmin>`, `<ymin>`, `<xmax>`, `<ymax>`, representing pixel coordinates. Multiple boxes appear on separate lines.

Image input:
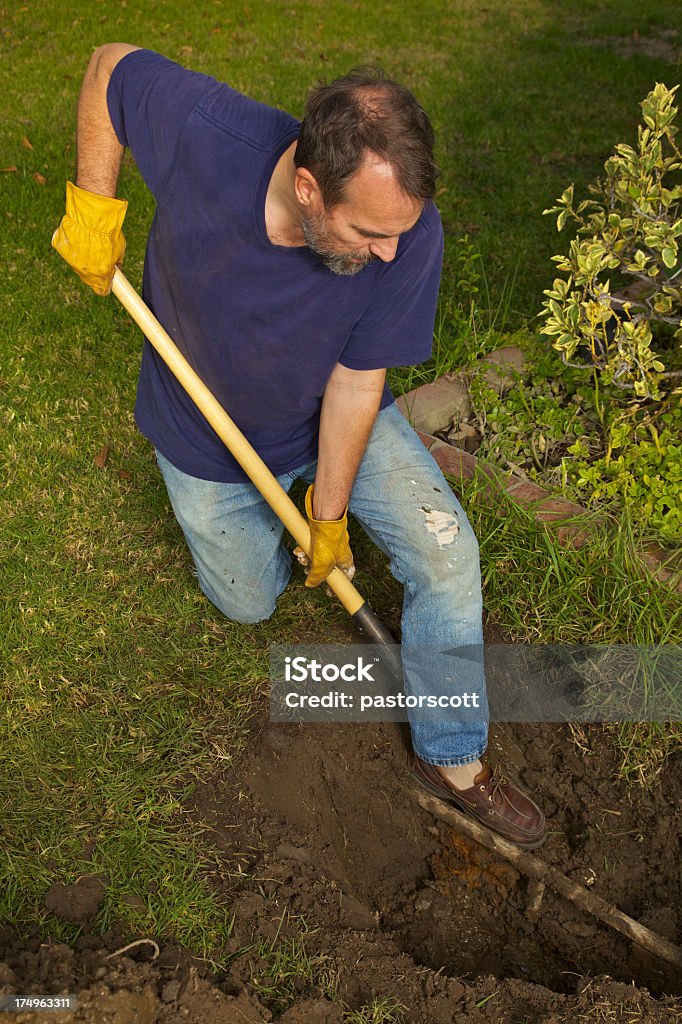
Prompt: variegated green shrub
<box><xmin>540</xmin><ymin>83</ymin><xmax>682</xmax><ymax>402</ymax></box>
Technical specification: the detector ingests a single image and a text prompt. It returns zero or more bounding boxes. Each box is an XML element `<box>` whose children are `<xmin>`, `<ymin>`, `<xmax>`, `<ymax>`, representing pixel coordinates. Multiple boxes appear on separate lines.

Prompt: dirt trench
<box><xmin>2</xmin><ymin>705</ymin><xmax>680</xmax><ymax>1024</ymax></box>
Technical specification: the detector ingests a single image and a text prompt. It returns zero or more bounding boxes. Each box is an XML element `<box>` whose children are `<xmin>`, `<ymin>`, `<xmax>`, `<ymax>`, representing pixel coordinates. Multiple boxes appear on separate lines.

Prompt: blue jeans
<box><xmin>155</xmin><ymin>402</ymin><xmax>489</xmax><ymax>766</ymax></box>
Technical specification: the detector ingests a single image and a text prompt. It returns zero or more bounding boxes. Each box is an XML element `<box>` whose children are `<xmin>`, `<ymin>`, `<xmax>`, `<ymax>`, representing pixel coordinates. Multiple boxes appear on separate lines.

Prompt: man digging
<box><xmin>52</xmin><ymin>44</ymin><xmax>546</xmax><ymax>849</ymax></box>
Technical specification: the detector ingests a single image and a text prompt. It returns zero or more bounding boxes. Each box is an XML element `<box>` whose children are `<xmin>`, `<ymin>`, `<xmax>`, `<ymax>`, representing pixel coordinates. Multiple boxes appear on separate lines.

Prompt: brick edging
<box><xmin>396</xmin><ymin>379</ymin><xmax>680</xmax><ymax>593</ymax></box>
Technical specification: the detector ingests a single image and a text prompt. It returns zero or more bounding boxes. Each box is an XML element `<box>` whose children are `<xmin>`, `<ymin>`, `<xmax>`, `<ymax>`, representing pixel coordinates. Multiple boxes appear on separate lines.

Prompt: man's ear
<box><xmin>294</xmin><ymin>167</ymin><xmax>322</xmax><ymax>209</ymax></box>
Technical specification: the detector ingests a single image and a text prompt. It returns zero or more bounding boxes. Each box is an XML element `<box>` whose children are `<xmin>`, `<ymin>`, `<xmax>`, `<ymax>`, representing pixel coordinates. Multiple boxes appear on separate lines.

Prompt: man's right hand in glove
<box><xmin>294</xmin><ymin>484</ymin><xmax>356</xmax><ymax>589</ymax></box>
<box><xmin>52</xmin><ymin>181</ymin><xmax>128</xmax><ymax>296</ymax></box>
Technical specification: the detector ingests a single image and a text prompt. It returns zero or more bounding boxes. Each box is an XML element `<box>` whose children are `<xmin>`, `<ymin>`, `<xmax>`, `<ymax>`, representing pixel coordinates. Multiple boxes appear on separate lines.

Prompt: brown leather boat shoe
<box><xmin>412</xmin><ymin>755</ymin><xmax>547</xmax><ymax>849</ymax></box>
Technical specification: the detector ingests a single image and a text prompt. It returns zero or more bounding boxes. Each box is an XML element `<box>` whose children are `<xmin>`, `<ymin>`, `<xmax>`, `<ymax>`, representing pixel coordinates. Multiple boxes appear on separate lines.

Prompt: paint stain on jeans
<box><xmin>420</xmin><ymin>507</ymin><xmax>460</xmax><ymax>546</ymax></box>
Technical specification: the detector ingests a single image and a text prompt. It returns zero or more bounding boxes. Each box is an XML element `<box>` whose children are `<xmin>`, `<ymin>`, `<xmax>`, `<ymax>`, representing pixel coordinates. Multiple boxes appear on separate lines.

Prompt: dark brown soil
<box><xmin>1</xmin><ymin>648</ymin><xmax>680</xmax><ymax>1023</ymax></box>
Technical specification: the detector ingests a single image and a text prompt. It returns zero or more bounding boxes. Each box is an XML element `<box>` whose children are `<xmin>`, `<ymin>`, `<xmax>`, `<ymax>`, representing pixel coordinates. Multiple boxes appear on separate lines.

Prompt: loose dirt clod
<box><xmin>43</xmin><ymin>874</ymin><xmax>106</xmax><ymax>925</ymax></box>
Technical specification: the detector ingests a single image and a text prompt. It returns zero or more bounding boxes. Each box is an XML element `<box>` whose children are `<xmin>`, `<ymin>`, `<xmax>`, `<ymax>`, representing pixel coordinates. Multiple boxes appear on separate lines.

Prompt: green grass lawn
<box><xmin>1</xmin><ymin>0</ymin><xmax>680</xmax><ymax>973</ymax></box>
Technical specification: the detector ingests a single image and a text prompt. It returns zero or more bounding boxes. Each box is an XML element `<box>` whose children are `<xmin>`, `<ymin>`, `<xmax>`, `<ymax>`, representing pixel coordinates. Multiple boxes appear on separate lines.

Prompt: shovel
<box><xmin>110</xmin><ymin>268</ymin><xmax>401</xmax><ymax>678</ymax></box>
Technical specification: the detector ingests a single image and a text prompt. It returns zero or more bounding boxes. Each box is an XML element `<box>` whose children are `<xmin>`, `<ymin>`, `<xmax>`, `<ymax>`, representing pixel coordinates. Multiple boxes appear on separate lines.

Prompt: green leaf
<box><xmin>561</xmin><ymin>184</ymin><xmax>574</xmax><ymax>207</ymax></box>
<box><xmin>662</xmin><ymin>246</ymin><xmax>677</xmax><ymax>269</ymax></box>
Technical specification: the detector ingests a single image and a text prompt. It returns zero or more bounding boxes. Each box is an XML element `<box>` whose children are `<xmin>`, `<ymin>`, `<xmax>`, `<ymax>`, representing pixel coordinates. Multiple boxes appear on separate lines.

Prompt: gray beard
<box><xmin>301</xmin><ymin>212</ymin><xmax>377</xmax><ymax>277</ymax></box>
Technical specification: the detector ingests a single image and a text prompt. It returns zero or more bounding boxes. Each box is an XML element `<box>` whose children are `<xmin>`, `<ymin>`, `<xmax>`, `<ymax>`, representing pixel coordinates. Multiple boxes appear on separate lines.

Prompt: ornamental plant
<box><xmin>540</xmin><ymin>82</ymin><xmax>682</xmax><ymax>402</ymax></box>
<box><xmin>566</xmin><ymin>420</ymin><xmax>682</xmax><ymax>543</ymax></box>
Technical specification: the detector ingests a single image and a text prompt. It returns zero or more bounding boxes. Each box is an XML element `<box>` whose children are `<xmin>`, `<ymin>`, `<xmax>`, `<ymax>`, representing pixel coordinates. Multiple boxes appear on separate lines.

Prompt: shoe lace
<box><xmin>484</xmin><ymin>765</ymin><xmax>534</xmax><ymax>820</ymax></box>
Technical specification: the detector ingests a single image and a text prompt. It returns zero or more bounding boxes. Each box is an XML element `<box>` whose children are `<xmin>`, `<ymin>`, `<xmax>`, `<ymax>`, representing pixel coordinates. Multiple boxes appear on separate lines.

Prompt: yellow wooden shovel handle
<box><xmin>111</xmin><ymin>267</ymin><xmax>366</xmax><ymax>615</ymax></box>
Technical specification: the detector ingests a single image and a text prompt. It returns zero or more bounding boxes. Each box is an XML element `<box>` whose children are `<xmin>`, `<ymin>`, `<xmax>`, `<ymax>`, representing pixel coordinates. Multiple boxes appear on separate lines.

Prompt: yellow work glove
<box><xmin>294</xmin><ymin>484</ymin><xmax>355</xmax><ymax>589</ymax></box>
<box><xmin>51</xmin><ymin>181</ymin><xmax>128</xmax><ymax>296</ymax></box>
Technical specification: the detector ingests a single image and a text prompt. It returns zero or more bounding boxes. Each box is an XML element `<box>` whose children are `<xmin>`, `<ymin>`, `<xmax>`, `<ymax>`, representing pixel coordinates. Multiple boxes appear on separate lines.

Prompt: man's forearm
<box><xmin>313</xmin><ymin>366</ymin><xmax>386</xmax><ymax>520</ymax></box>
<box><xmin>75</xmin><ymin>43</ymin><xmax>139</xmax><ymax>196</ymax></box>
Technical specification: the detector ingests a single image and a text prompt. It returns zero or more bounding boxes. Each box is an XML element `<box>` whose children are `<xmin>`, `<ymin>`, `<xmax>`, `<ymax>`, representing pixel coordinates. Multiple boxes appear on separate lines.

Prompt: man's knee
<box><xmin>449</xmin><ymin>520</ymin><xmax>480</xmax><ymax>565</ymax></box>
<box><xmin>221</xmin><ymin>602</ymin><xmax>276</xmax><ymax>625</ymax></box>
<box><xmin>402</xmin><ymin>510</ymin><xmax>481</xmax><ymax>589</ymax></box>
<box><xmin>197</xmin><ymin>573</ymin><xmax>278</xmax><ymax>624</ymax></box>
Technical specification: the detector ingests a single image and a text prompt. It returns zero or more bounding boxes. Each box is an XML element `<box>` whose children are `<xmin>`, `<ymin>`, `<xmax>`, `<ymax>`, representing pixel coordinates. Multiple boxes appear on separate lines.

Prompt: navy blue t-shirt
<box><xmin>107</xmin><ymin>50</ymin><xmax>444</xmax><ymax>481</ymax></box>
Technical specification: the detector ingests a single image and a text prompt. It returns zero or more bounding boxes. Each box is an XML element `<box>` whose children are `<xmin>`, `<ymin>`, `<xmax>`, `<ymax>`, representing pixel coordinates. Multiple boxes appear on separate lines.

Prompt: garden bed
<box><xmin>396</xmin><ymin>347</ymin><xmax>681</xmax><ymax>591</ymax></box>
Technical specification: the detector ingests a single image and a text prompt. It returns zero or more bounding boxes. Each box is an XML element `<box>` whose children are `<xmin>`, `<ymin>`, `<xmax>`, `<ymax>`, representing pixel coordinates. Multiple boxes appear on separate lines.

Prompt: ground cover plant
<box><xmin>1</xmin><ymin>0</ymin><xmax>681</xmax><ymax>1019</ymax></box>
<box><xmin>464</xmin><ymin>330</ymin><xmax>682</xmax><ymax>544</ymax></box>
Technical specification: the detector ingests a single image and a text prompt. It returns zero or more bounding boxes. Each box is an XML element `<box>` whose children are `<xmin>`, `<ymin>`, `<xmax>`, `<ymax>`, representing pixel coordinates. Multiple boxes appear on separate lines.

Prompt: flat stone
<box><xmin>505</xmin><ymin>481</ymin><xmax>548</xmax><ymax>504</ymax></box>
<box><xmin>420</xmin><ymin>435</ymin><xmax>502</xmax><ymax>488</ymax></box>
<box><xmin>641</xmin><ymin>544</ymin><xmax>682</xmax><ymax>594</ymax></box>
<box><xmin>427</xmin><ymin>442</ymin><xmax>479</xmax><ymax>482</ymax></box>
<box><xmin>504</xmin><ymin>485</ymin><xmax>591</xmax><ymax>545</ymax></box>
<box><xmin>536</xmin><ymin>498</ymin><xmax>593</xmax><ymax>547</ymax></box>
<box><xmin>416</xmin><ymin>430</ymin><xmax>447</xmax><ymax>453</ymax></box>
<box><xmin>396</xmin><ymin>376</ymin><xmax>472</xmax><ymax>435</ymax></box>
<box><xmin>535</xmin><ymin>497</ymin><xmax>588</xmax><ymax>521</ymax></box>
<box><xmin>480</xmin><ymin>344</ymin><xmax>527</xmax><ymax>395</ymax></box>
